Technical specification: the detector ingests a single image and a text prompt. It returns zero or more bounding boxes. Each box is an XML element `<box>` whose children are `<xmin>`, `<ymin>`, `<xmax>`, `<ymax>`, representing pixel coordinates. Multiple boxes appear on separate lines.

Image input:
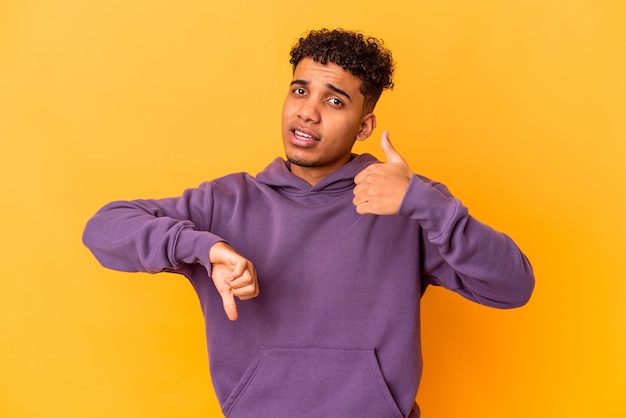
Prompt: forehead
<box><xmin>292</xmin><ymin>58</ymin><xmax>363</xmax><ymax>92</ymax></box>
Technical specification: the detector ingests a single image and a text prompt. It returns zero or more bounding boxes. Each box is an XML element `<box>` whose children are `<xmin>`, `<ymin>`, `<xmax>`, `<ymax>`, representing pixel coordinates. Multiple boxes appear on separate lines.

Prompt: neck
<box><xmin>289</xmin><ymin>165</ymin><xmax>332</xmax><ymax>186</ymax></box>
<box><xmin>287</xmin><ymin>154</ymin><xmax>355</xmax><ymax>186</ymax></box>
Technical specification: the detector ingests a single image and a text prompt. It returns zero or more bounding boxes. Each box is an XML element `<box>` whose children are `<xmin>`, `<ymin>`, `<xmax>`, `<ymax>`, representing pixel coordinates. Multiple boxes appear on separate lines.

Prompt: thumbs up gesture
<box><xmin>353</xmin><ymin>130</ymin><xmax>412</xmax><ymax>215</ymax></box>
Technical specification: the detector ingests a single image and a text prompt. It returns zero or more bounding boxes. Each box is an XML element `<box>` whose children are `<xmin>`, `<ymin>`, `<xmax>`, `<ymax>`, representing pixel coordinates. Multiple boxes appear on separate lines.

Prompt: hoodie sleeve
<box><xmin>398</xmin><ymin>175</ymin><xmax>534</xmax><ymax>308</ymax></box>
<box><xmin>82</xmin><ymin>183</ymin><xmax>223</xmax><ymax>275</ymax></box>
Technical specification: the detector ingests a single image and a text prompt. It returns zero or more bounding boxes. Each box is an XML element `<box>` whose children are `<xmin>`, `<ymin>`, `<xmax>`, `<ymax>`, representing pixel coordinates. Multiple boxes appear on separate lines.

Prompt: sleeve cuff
<box><xmin>172</xmin><ymin>227</ymin><xmax>225</xmax><ymax>270</ymax></box>
<box><xmin>397</xmin><ymin>174</ymin><xmax>464</xmax><ymax>239</ymax></box>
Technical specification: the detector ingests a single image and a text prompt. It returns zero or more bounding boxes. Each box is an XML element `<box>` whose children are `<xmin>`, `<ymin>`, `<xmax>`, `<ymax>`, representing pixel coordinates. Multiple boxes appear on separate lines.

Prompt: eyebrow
<box><xmin>290</xmin><ymin>79</ymin><xmax>352</xmax><ymax>102</ymax></box>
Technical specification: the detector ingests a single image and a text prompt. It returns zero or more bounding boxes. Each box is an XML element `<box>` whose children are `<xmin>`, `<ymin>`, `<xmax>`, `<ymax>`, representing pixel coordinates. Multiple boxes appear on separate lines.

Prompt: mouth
<box><xmin>287</xmin><ymin>126</ymin><xmax>321</xmax><ymax>149</ymax></box>
<box><xmin>291</xmin><ymin>128</ymin><xmax>319</xmax><ymax>142</ymax></box>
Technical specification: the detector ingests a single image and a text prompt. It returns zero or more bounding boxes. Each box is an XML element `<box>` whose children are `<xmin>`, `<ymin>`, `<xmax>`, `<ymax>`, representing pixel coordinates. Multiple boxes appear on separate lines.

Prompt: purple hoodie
<box><xmin>83</xmin><ymin>154</ymin><xmax>534</xmax><ymax>417</ymax></box>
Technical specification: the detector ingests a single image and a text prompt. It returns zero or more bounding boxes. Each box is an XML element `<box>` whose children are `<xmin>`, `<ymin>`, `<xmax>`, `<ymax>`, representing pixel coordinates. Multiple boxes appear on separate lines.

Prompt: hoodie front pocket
<box><xmin>222</xmin><ymin>347</ymin><xmax>403</xmax><ymax>418</ymax></box>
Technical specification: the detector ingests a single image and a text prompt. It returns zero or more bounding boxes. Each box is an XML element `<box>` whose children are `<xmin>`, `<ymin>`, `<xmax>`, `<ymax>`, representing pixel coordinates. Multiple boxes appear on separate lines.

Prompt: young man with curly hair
<box><xmin>83</xmin><ymin>28</ymin><xmax>534</xmax><ymax>417</ymax></box>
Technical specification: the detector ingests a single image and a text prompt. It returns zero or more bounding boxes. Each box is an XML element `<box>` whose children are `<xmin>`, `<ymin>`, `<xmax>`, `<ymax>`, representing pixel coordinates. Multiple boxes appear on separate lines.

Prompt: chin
<box><xmin>286</xmin><ymin>153</ymin><xmax>318</xmax><ymax>168</ymax></box>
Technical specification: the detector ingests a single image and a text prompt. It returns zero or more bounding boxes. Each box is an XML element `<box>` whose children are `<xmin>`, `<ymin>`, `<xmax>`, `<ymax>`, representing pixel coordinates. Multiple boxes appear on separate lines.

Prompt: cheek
<box><xmin>335</xmin><ymin>117</ymin><xmax>362</xmax><ymax>139</ymax></box>
<box><xmin>281</xmin><ymin>98</ymin><xmax>293</xmax><ymax>123</ymax></box>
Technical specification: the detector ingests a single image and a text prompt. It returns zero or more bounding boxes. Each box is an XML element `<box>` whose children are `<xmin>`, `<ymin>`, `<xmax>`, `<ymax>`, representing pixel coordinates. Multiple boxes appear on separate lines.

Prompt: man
<box><xmin>83</xmin><ymin>28</ymin><xmax>534</xmax><ymax>417</ymax></box>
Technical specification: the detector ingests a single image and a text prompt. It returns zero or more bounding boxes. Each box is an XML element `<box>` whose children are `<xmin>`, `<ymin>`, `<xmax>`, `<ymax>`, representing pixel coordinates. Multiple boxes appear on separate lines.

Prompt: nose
<box><xmin>297</xmin><ymin>98</ymin><xmax>320</xmax><ymax>123</ymax></box>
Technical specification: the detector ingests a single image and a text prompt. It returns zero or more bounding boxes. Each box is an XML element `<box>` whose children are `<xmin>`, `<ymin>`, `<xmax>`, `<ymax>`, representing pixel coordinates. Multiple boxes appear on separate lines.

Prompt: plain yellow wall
<box><xmin>1</xmin><ymin>1</ymin><xmax>625</xmax><ymax>417</ymax></box>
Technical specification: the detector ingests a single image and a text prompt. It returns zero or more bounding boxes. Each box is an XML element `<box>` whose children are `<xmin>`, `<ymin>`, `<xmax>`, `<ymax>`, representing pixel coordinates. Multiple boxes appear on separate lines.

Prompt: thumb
<box><xmin>380</xmin><ymin>130</ymin><xmax>404</xmax><ymax>163</ymax></box>
<box><xmin>220</xmin><ymin>288</ymin><xmax>238</xmax><ymax>321</ymax></box>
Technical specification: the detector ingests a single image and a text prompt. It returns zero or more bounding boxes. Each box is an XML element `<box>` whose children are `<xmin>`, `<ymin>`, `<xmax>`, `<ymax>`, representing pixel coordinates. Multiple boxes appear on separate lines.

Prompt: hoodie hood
<box><xmin>256</xmin><ymin>153</ymin><xmax>379</xmax><ymax>198</ymax></box>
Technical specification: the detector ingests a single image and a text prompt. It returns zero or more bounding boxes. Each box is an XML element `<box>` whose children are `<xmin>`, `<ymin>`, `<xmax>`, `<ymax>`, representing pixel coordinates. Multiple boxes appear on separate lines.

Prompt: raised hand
<box><xmin>353</xmin><ymin>130</ymin><xmax>412</xmax><ymax>215</ymax></box>
<box><xmin>209</xmin><ymin>242</ymin><xmax>259</xmax><ymax>321</ymax></box>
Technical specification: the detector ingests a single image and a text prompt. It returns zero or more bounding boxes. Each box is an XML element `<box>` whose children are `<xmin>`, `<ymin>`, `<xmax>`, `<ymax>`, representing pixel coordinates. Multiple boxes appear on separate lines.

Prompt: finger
<box><xmin>226</xmin><ymin>258</ymin><xmax>248</xmax><ymax>280</ymax></box>
<box><xmin>353</xmin><ymin>185</ymin><xmax>369</xmax><ymax>205</ymax></box>
<box><xmin>352</xmin><ymin>194</ymin><xmax>363</xmax><ymax>208</ymax></box>
<box><xmin>354</xmin><ymin>167</ymin><xmax>368</xmax><ymax>184</ymax></box>
<box><xmin>380</xmin><ymin>130</ymin><xmax>405</xmax><ymax>163</ymax></box>
<box><xmin>229</xmin><ymin>269</ymin><xmax>256</xmax><ymax>289</ymax></box>
<box><xmin>355</xmin><ymin>200</ymin><xmax>372</xmax><ymax>215</ymax></box>
<box><xmin>233</xmin><ymin>281</ymin><xmax>260</xmax><ymax>300</ymax></box>
<box><xmin>352</xmin><ymin>181</ymin><xmax>366</xmax><ymax>197</ymax></box>
<box><xmin>220</xmin><ymin>288</ymin><xmax>239</xmax><ymax>321</ymax></box>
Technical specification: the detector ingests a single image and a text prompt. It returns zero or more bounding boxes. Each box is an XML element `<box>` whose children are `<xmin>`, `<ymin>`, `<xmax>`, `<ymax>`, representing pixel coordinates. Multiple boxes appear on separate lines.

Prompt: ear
<box><xmin>356</xmin><ymin>113</ymin><xmax>377</xmax><ymax>141</ymax></box>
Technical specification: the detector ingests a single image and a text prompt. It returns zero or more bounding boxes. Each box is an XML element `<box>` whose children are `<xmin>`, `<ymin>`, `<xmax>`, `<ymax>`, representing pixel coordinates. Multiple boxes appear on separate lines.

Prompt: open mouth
<box><xmin>292</xmin><ymin>129</ymin><xmax>319</xmax><ymax>142</ymax></box>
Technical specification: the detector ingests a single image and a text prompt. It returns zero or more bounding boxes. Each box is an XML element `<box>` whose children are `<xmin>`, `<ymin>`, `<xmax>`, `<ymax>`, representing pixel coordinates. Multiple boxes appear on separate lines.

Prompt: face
<box><xmin>281</xmin><ymin>57</ymin><xmax>376</xmax><ymax>185</ymax></box>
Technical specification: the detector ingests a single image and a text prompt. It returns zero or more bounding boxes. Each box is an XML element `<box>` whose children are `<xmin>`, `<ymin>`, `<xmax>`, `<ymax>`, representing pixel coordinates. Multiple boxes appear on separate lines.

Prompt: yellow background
<box><xmin>1</xmin><ymin>0</ymin><xmax>624</xmax><ymax>417</ymax></box>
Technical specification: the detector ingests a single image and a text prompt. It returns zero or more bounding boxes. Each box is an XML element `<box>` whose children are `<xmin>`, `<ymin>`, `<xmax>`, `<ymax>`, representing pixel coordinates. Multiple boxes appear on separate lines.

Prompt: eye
<box><xmin>328</xmin><ymin>97</ymin><xmax>344</xmax><ymax>107</ymax></box>
<box><xmin>293</xmin><ymin>87</ymin><xmax>306</xmax><ymax>96</ymax></box>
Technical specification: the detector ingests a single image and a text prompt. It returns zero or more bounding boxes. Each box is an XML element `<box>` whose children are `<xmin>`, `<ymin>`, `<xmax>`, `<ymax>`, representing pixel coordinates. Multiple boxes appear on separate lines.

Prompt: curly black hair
<box><xmin>289</xmin><ymin>28</ymin><xmax>394</xmax><ymax>112</ymax></box>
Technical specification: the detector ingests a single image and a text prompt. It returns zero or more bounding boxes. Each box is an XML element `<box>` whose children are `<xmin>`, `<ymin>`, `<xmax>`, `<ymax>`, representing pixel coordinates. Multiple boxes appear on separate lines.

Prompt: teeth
<box><xmin>295</xmin><ymin>130</ymin><xmax>314</xmax><ymax>140</ymax></box>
